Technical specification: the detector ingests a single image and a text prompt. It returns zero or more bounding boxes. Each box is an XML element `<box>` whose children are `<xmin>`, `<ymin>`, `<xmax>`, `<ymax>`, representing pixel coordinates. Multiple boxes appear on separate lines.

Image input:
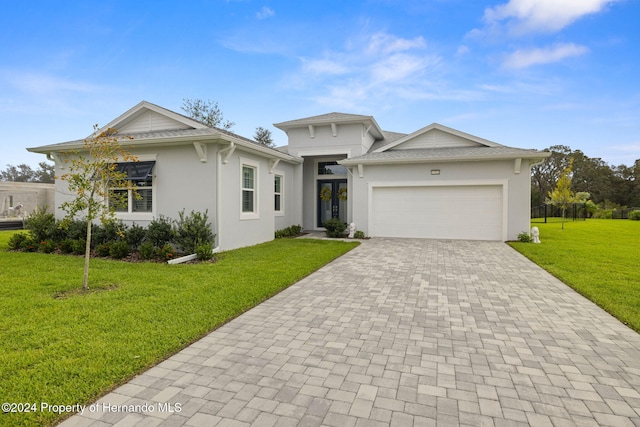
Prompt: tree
<box><xmin>547</xmin><ymin>158</ymin><xmax>576</xmax><ymax>229</ymax></box>
<box><xmin>254</xmin><ymin>126</ymin><xmax>274</xmax><ymax>147</ymax></box>
<box><xmin>0</xmin><ymin>162</ymin><xmax>55</xmax><ymax>183</ymax></box>
<box><xmin>531</xmin><ymin>145</ymin><xmax>572</xmax><ymax>206</ymax></box>
<box><xmin>59</xmin><ymin>125</ymin><xmax>137</xmax><ymax>290</ymax></box>
<box><xmin>181</xmin><ymin>98</ymin><xmax>235</xmax><ymax>130</ymax></box>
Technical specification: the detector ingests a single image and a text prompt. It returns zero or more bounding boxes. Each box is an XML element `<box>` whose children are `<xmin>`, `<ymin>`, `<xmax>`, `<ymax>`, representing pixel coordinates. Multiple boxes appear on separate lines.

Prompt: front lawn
<box><xmin>0</xmin><ymin>231</ymin><xmax>358</xmax><ymax>427</ymax></box>
<box><xmin>509</xmin><ymin>220</ymin><xmax>640</xmax><ymax>333</ymax></box>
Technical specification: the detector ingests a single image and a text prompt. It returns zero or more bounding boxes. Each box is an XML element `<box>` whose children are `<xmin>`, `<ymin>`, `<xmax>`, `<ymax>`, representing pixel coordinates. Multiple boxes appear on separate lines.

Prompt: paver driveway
<box><xmin>62</xmin><ymin>239</ymin><xmax>640</xmax><ymax>427</ymax></box>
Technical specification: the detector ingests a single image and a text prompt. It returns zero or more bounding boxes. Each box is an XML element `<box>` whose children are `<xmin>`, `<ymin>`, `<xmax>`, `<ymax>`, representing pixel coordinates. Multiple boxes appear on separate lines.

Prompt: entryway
<box><xmin>317</xmin><ymin>179</ymin><xmax>347</xmax><ymax>227</ymax></box>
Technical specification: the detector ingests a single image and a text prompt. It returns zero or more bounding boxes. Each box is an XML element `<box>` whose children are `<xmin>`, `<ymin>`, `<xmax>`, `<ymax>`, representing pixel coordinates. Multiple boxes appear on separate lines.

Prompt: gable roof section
<box><xmin>274</xmin><ymin>112</ymin><xmax>385</xmax><ymax>140</ymax></box>
<box><xmin>102</xmin><ymin>101</ymin><xmax>209</xmax><ymax>135</ymax></box>
<box><xmin>338</xmin><ymin>121</ymin><xmax>550</xmax><ymax>165</ymax></box>
<box><xmin>27</xmin><ymin>101</ymin><xmax>301</xmax><ymax>163</ymax></box>
<box><xmin>374</xmin><ymin>122</ymin><xmax>499</xmax><ymax>153</ymax></box>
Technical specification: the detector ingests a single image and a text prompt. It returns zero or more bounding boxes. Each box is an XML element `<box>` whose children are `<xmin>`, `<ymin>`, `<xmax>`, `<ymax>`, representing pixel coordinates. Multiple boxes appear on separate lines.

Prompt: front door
<box><xmin>317</xmin><ymin>179</ymin><xmax>347</xmax><ymax>227</ymax></box>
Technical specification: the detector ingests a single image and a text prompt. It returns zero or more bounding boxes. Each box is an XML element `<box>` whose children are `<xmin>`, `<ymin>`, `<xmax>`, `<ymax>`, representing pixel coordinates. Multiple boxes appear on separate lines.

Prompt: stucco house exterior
<box><xmin>28</xmin><ymin>101</ymin><xmax>549</xmax><ymax>250</ymax></box>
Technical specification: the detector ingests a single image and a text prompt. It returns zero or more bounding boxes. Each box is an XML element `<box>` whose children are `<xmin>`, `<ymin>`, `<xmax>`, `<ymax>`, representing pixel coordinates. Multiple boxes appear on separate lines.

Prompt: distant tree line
<box><xmin>532</xmin><ymin>145</ymin><xmax>640</xmax><ymax>208</ymax></box>
<box><xmin>0</xmin><ymin>162</ymin><xmax>54</xmax><ymax>183</ymax></box>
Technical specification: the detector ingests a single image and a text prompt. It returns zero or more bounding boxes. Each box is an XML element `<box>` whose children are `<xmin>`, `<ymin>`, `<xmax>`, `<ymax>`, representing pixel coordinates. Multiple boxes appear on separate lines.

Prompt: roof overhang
<box><xmin>28</xmin><ymin>129</ymin><xmax>302</xmax><ymax>164</ymax></box>
<box><xmin>339</xmin><ymin>150</ymin><xmax>551</xmax><ymax>166</ymax></box>
<box><xmin>274</xmin><ymin>114</ymin><xmax>385</xmax><ymax>140</ymax></box>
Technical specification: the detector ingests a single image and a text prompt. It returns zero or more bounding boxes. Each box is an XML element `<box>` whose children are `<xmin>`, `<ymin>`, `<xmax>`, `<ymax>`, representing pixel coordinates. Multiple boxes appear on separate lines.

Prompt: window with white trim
<box><xmin>274</xmin><ymin>174</ymin><xmax>284</xmax><ymax>215</ymax></box>
<box><xmin>242</xmin><ymin>165</ymin><xmax>255</xmax><ymax>213</ymax></box>
<box><xmin>110</xmin><ymin>161</ymin><xmax>154</xmax><ymax>214</ymax></box>
<box><xmin>240</xmin><ymin>158</ymin><xmax>259</xmax><ymax>219</ymax></box>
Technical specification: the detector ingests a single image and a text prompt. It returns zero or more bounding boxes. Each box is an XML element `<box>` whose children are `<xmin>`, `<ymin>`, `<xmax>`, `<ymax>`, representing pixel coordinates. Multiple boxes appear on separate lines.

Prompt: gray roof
<box><xmin>341</xmin><ymin>146</ymin><xmax>550</xmax><ymax>165</ymax></box>
<box><xmin>274</xmin><ymin>112</ymin><xmax>385</xmax><ymax>140</ymax></box>
<box><xmin>274</xmin><ymin>112</ymin><xmax>374</xmax><ymax>127</ymax></box>
<box><xmin>369</xmin><ymin>130</ymin><xmax>408</xmax><ymax>152</ymax></box>
<box><xmin>28</xmin><ymin>126</ymin><xmax>301</xmax><ymax>163</ymax></box>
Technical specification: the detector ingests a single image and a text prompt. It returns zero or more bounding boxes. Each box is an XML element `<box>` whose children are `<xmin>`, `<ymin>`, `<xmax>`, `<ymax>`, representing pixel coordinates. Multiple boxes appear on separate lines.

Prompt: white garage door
<box><xmin>371</xmin><ymin>185</ymin><xmax>503</xmax><ymax>240</ymax></box>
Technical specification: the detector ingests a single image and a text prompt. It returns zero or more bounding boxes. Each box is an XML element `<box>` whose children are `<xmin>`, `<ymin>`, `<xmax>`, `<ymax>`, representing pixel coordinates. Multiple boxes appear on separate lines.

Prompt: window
<box><xmin>318</xmin><ymin>161</ymin><xmax>347</xmax><ymax>176</ymax></box>
<box><xmin>274</xmin><ymin>174</ymin><xmax>284</xmax><ymax>215</ymax></box>
<box><xmin>242</xmin><ymin>165</ymin><xmax>255</xmax><ymax>213</ymax></box>
<box><xmin>110</xmin><ymin>161</ymin><xmax>154</xmax><ymax>214</ymax></box>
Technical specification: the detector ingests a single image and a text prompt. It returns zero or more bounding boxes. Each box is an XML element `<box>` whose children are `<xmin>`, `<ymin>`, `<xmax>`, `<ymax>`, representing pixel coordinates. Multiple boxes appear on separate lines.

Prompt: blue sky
<box><xmin>2</xmin><ymin>0</ymin><xmax>640</xmax><ymax>168</ymax></box>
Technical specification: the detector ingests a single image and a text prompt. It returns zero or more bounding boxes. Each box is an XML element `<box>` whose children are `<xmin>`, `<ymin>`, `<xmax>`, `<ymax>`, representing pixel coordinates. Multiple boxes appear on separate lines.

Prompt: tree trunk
<box><xmin>83</xmin><ymin>220</ymin><xmax>92</xmax><ymax>290</ymax></box>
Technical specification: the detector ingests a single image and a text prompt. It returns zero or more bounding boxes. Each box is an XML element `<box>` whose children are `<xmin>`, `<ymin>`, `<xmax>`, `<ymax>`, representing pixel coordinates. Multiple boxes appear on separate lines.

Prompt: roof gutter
<box><xmin>339</xmin><ymin>153</ymin><xmax>551</xmax><ymax>167</ymax></box>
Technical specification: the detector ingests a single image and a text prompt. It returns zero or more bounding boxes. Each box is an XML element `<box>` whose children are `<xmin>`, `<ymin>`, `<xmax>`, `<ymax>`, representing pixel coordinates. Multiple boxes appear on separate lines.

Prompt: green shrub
<box><xmin>323</xmin><ymin>218</ymin><xmax>347</xmax><ymax>238</ymax></box>
<box><xmin>159</xmin><ymin>243</ymin><xmax>176</xmax><ymax>261</ymax></box>
<box><xmin>126</xmin><ymin>223</ymin><xmax>147</xmax><ymax>249</ymax></box>
<box><xmin>7</xmin><ymin>232</ymin><xmax>30</xmax><ymax>250</ymax></box>
<box><xmin>20</xmin><ymin>237</ymin><xmax>37</xmax><ymax>252</ymax></box>
<box><xmin>195</xmin><ymin>242</ymin><xmax>214</xmax><ymax>261</ymax></box>
<box><xmin>71</xmin><ymin>239</ymin><xmax>86</xmax><ymax>255</ymax></box>
<box><xmin>95</xmin><ymin>242</ymin><xmax>112</xmax><ymax>257</ymax></box>
<box><xmin>38</xmin><ymin>240</ymin><xmax>56</xmax><ymax>253</ymax></box>
<box><xmin>146</xmin><ymin>216</ymin><xmax>174</xmax><ymax>248</ymax></box>
<box><xmin>354</xmin><ymin>230</ymin><xmax>366</xmax><ymax>239</ymax></box>
<box><xmin>92</xmin><ymin>220</ymin><xmax>126</xmax><ymax>247</ymax></box>
<box><xmin>174</xmin><ymin>209</ymin><xmax>215</xmax><ymax>254</ymax></box>
<box><xmin>275</xmin><ymin>224</ymin><xmax>303</xmax><ymax>238</ymax></box>
<box><xmin>517</xmin><ymin>231</ymin><xmax>532</xmax><ymax>243</ymax></box>
<box><xmin>593</xmin><ymin>209</ymin><xmax>613</xmax><ymax>219</ymax></box>
<box><xmin>109</xmin><ymin>240</ymin><xmax>130</xmax><ymax>259</ymax></box>
<box><xmin>629</xmin><ymin>210</ymin><xmax>640</xmax><ymax>221</ymax></box>
<box><xmin>138</xmin><ymin>241</ymin><xmax>155</xmax><ymax>260</ymax></box>
<box><xmin>59</xmin><ymin>238</ymin><xmax>75</xmax><ymax>254</ymax></box>
<box><xmin>24</xmin><ymin>207</ymin><xmax>56</xmax><ymax>243</ymax></box>
<box><xmin>288</xmin><ymin>224</ymin><xmax>302</xmax><ymax>236</ymax></box>
<box><xmin>64</xmin><ymin>219</ymin><xmax>89</xmax><ymax>241</ymax></box>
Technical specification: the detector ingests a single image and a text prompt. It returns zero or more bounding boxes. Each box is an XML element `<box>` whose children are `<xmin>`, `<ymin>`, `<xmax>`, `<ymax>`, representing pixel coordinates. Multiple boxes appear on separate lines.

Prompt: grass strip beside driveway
<box><xmin>509</xmin><ymin>220</ymin><xmax>640</xmax><ymax>333</ymax></box>
<box><xmin>0</xmin><ymin>231</ymin><xmax>358</xmax><ymax>427</ymax></box>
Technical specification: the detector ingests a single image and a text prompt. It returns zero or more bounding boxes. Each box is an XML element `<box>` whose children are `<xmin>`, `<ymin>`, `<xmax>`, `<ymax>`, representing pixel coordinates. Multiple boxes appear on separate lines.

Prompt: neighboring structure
<box><xmin>28</xmin><ymin>101</ymin><xmax>549</xmax><ymax>249</ymax></box>
<box><xmin>0</xmin><ymin>182</ymin><xmax>55</xmax><ymax>218</ymax></box>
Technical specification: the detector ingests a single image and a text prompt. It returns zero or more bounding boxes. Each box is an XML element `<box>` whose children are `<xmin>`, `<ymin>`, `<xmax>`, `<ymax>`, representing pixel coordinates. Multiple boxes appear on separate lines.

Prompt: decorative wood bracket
<box><xmin>514</xmin><ymin>158</ymin><xmax>522</xmax><ymax>174</ymax></box>
<box><xmin>220</xmin><ymin>142</ymin><xmax>236</xmax><ymax>164</ymax></box>
<box><xmin>269</xmin><ymin>159</ymin><xmax>280</xmax><ymax>174</ymax></box>
<box><xmin>363</xmin><ymin>124</ymin><xmax>372</xmax><ymax>138</ymax></box>
<box><xmin>331</xmin><ymin>123</ymin><xmax>338</xmax><ymax>137</ymax></box>
<box><xmin>48</xmin><ymin>153</ymin><xmax>65</xmax><ymax>170</ymax></box>
<box><xmin>308</xmin><ymin>125</ymin><xmax>315</xmax><ymax>138</ymax></box>
<box><xmin>357</xmin><ymin>164</ymin><xmax>364</xmax><ymax>178</ymax></box>
<box><xmin>193</xmin><ymin>142</ymin><xmax>207</xmax><ymax>163</ymax></box>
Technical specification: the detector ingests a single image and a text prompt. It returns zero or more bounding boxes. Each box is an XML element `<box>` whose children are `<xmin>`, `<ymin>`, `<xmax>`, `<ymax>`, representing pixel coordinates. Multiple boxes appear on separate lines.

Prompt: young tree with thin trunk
<box><xmin>59</xmin><ymin>126</ymin><xmax>137</xmax><ymax>290</ymax></box>
<box><xmin>547</xmin><ymin>158</ymin><xmax>576</xmax><ymax>230</ymax></box>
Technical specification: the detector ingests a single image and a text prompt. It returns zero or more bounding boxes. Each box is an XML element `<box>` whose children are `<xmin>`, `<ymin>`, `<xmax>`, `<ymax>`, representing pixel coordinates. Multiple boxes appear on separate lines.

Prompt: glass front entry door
<box><xmin>317</xmin><ymin>179</ymin><xmax>347</xmax><ymax>227</ymax></box>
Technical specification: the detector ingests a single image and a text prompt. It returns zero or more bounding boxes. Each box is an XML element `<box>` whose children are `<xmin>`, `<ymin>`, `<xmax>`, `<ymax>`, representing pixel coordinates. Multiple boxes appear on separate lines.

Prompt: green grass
<box><xmin>0</xmin><ymin>231</ymin><xmax>358</xmax><ymax>426</ymax></box>
<box><xmin>509</xmin><ymin>219</ymin><xmax>640</xmax><ymax>333</ymax></box>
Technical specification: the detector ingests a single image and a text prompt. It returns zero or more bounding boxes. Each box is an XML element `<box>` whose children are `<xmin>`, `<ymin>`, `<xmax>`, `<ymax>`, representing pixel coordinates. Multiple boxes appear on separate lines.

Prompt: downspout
<box><xmin>215</xmin><ymin>142</ymin><xmax>235</xmax><ymax>252</ymax></box>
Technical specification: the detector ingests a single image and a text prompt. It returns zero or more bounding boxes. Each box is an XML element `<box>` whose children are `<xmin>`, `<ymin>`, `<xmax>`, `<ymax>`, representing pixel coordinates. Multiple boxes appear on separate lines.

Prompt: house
<box><xmin>274</xmin><ymin>113</ymin><xmax>549</xmax><ymax>241</ymax></box>
<box><xmin>28</xmin><ymin>101</ymin><xmax>549</xmax><ymax>250</ymax></box>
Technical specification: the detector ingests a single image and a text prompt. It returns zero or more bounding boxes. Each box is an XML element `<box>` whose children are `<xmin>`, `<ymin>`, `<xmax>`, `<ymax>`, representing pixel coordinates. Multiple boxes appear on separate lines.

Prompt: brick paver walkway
<box><xmin>61</xmin><ymin>239</ymin><xmax>640</xmax><ymax>426</ymax></box>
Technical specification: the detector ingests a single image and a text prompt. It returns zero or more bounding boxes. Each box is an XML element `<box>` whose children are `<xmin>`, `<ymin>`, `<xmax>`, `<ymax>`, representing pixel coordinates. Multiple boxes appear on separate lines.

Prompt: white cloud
<box><xmin>370</xmin><ymin>53</ymin><xmax>434</xmax><ymax>84</ymax></box>
<box><xmin>287</xmin><ymin>32</ymin><xmax>449</xmax><ymax>109</ymax></box>
<box><xmin>8</xmin><ymin>71</ymin><xmax>102</xmax><ymax>95</ymax></box>
<box><xmin>365</xmin><ymin>32</ymin><xmax>426</xmax><ymax>55</ymax></box>
<box><xmin>484</xmin><ymin>0</ymin><xmax>620</xmax><ymax>35</ymax></box>
<box><xmin>256</xmin><ymin>6</ymin><xmax>275</xmax><ymax>20</ymax></box>
<box><xmin>301</xmin><ymin>58</ymin><xmax>350</xmax><ymax>75</ymax></box>
<box><xmin>502</xmin><ymin>43</ymin><xmax>588</xmax><ymax>69</ymax></box>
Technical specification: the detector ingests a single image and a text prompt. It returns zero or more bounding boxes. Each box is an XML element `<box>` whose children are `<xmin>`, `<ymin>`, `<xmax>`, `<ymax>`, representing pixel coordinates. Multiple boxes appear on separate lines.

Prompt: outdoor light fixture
<box><xmin>431</xmin><ymin>169</ymin><xmax>440</xmax><ymax>175</ymax></box>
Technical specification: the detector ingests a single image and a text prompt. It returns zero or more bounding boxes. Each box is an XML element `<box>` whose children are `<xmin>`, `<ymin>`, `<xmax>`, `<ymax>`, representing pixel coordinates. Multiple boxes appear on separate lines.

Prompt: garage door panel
<box><xmin>371</xmin><ymin>185</ymin><xmax>503</xmax><ymax>241</ymax></box>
